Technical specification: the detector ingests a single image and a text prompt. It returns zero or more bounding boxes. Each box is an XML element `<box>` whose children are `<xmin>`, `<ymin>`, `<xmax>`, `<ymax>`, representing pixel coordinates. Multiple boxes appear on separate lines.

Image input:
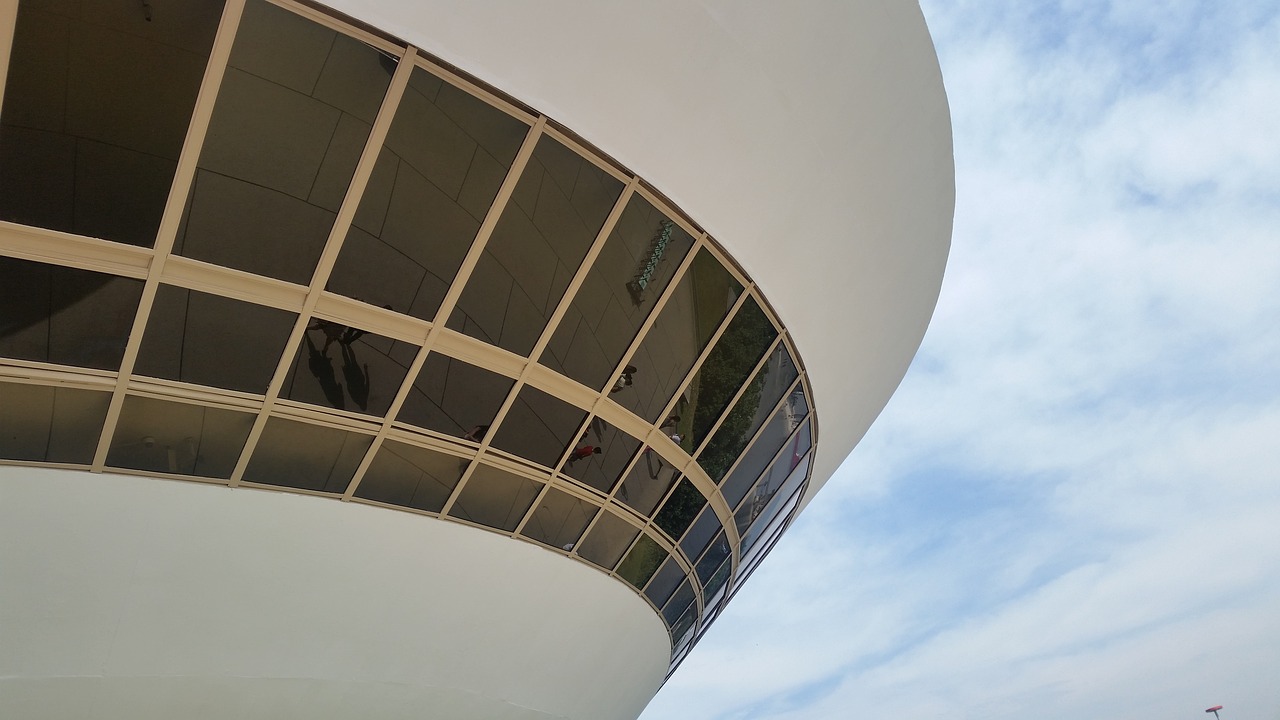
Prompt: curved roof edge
<box><xmin>323</xmin><ymin>0</ymin><xmax>955</xmax><ymax>507</ymax></box>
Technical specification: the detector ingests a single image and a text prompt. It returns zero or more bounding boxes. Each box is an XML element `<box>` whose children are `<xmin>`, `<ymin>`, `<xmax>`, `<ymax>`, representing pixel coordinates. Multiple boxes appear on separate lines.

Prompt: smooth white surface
<box><xmin>322</xmin><ymin>0</ymin><xmax>955</xmax><ymax>503</ymax></box>
<box><xmin>0</xmin><ymin>467</ymin><xmax>671</xmax><ymax>720</ymax></box>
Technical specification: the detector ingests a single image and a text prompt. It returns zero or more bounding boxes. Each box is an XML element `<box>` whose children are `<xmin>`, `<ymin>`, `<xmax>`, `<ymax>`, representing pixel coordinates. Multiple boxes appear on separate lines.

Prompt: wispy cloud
<box><xmin>642</xmin><ymin>2</ymin><xmax>1280</xmax><ymax>719</ymax></box>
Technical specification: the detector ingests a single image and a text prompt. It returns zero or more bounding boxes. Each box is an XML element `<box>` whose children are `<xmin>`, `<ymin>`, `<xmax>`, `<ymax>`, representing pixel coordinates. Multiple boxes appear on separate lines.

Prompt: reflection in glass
<box><xmin>541</xmin><ymin>195</ymin><xmax>695</xmax><ymax>390</ymax></box>
<box><xmin>520</xmin><ymin>487</ymin><xmax>598</xmax><ymax>550</ymax></box>
<box><xmin>354</xmin><ymin>439</ymin><xmax>464</xmax><ymax>512</ymax></box>
<box><xmin>670</xmin><ymin>602</ymin><xmax>697</xmax><ymax>651</ymax></box>
<box><xmin>616</xmin><ymin>449</ymin><xmax>679</xmax><ymax>516</ymax></box>
<box><xmin>327</xmin><ymin>68</ymin><xmax>529</xmax><ymax>320</ymax></box>
<box><xmin>107</xmin><ymin>396</ymin><xmax>253</xmax><ymax>478</ymax></box>
<box><xmin>720</xmin><ymin>388</ymin><xmax>809</xmax><ymax>509</ymax></box>
<box><xmin>734</xmin><ymin>426</ymin><xmax>812</xmax><ymax>534</ymax></box>
<box><xmin>135</xmin><ymin>285</ymin><xmax>296</xmax><ymax>394</ymax></box>
<box><xmin>617</xmin><ymin>533</ymin><xmax>666</xmax><ymax>590</ymax></box>
<box><xmin>242</xmin><ymin>417</ymin><xmax>372</xmax><ymax>492</ymax></box>
<box><xmin>653</xmin><ymin>478</ymin><xmax>705</xmax><ymax>541</ymax></box>
<box><xmin>0</xmin><ymin>383</ymin><xmax>109</xmax><ymax>464</ymax></box>
<box><xmin>174</xmin><ymin>0</ymin><xmax>395</xmax><ymax>284</ymax></box>
<box><xmin>576</xmin><ymin>511</ymin><xmax>640</xmax><ymax>571</ymax></box>
<box><xmin>396</xmin><ymin>352</ymin><xmax>513</xmax><ymax>441</ymax></box>
<box><xmin>741</xmin><ymin>488</ymin><xmax>802</xmax><ymax>572</ymax></box>
<box><xmin>0</xmin><ymin>0</ymin><xmax>224</xmax><ymax>246</ymax></box>
<box><xmin>698</xmin><ymin>344</ymin><xmax>796</xmax><ymax>481</ymax></box>
<box><xmin>662</xmin><ymin>580</ymin><xmax>695</xmax><ymax>626</ymax></box>
<box><xmin>447</xmin><ymin>463</ymin><xmax>541</xmax><ymax>532</ymax></box>
<box><xmin>681</xmin><ymin>298</ymin><xmax>776</xmax><ymax>453</ymax></box>
<box><xmin>280</xmin><ymin>322</ymin><xmax>414</xmax><ymax>417</ymax></box>
<box><xmin>740</xmin><ymin>451</ymin><xmax>811</xmax><ymax>552</ymax></box>
<box><xmin>448</xmin><ymin>136</ymin><xmax>624</xmax><ymax>356</ymax></box>
<box><xmin>644</xmin><ymin>556</ymin><xmax>685</xmax><ymax>608</ymax></box>
<box><xmin>695</xmin><ymin>532</ymin><xmax>730</xmax><ymax>586</ymax></box>
<box><xmin>615</xmin><ymin>249</ymin><xmax>743</xmax><ymax>423</ymax></box>
<box><xmin>489</xmin><ymin>385</ymin><xmax>586</xmax><ymax>468</ymax></box>
<box><xmin>0</xmin><ymin>257</ymin><xmax>143</xmax><ymax>370</ymax></box>
<box><xmin>679</xmin><ymin>506</ymin><xmax>721</xmax><ymax>562</ymax></box>
<box><xmin>704</xmin><ymin>555</ymin><xmax>732</xmax><ymax>600</ymax></box>
<box><xmin>561</xmin><ymin>417</ymin><xmax>640</xmax><ymax>493</ymax></box>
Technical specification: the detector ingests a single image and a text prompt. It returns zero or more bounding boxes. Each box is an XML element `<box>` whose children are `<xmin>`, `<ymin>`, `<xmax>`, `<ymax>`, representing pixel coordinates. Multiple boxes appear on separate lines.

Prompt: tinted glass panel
<box><xmin>562</xmin><ymin>417</ymin><xmax>639</xmax><ymax>493</ymax></box>
<box><xmin>615</xmin><ymin>249</ymin><xmax>742</xmax><ymax>422</ymax></box>
<box><xmin>741</xmin><ymin>487</ymin><xmax>802</xmax><ymax>570</ymax></box>
<box><xmin>0</xmin><ymin>257</ymin><xmax>143</xmax><ymax>370</ymax></box>
<box><xmin>644</xmin><ymin>556</ymin><xmax>685</xmax><ymax>607</ymax></box>
<box><xmin>520</xmin><ymin>487</ymin><xmax>597</xmax><ymax>550</ymax></box>
<box><xmin>681</xmin><ymin>298</ymin><xmax>775</xmax><ymax>452</ymax></box>
<box><xmin>135</xmin><ymin>285</ymin><xmax>296</xmax><ymax>393</ymax></box>
<box><xmin>174</xmin><ymin>0</ymin><xmax>395</xmax><ymax>283</ymax></box>
<box><xmin>541</xmin><ymin>195</ymin><xmax>695</xmax><ymax>390</ymax></box>
<box><xmin>704</xmin><ymin>555</ymin><xmax>732</xmax><ymax>599</ymax></box>
<box><xmin>396</xmin><ymin>352</ymin><xmax>513</xmax><ymax>440</ymax></box>
<box><xmin>447</xmin><ymin>136</ymin><xmax>624</xmax><ymax>356</ymax></box>
<box><xmin>740</xmin><ymin>451</ymin><xmax>811</xmax><ymax>550</ymax></box>
<box><xmin>695</xmin><ymin>532</ymin><xmax>731</xmax><ymax>586</ymax></box>
<box><xmin>327</xmin><ymin>68</ymin><xmax>528</xmax><ymax>320</ymax></box>
<box><xmin>735</xmin><ymin>425</ymin><xmax>812</xmax><ymax>533</ymax></box>
<box><xmin>670</xmin><ymin>601</ymin><xmax>697</xmax><ymax>649</ymax></box>
<box><xmin>447</xmin><ymin>463</ymin><xmax>541</xmax><ymax>532</ymax></box>
<box><xmin>662</xmin><ymin>580</ymin><xmax>695</xmax><ymax>626</ymax></box>
<box><xmin>280</xmin><ymin>322</ymin><xmax>414</xmax><ymax>417</ymax></box>
<box><xmin>0</xmin><ymin>0</ymin><xmax>224</xmax><ymax>245</ymax></box>
<box><xmin>354</xmin><ymin>439</ymin><xmax>464</xmax><ymax>512</ymax></box>
<box><xmin>698</xmin><ymin>344</ymin><xmax>796</xmax><ymax>481</ymax></box>
<box><xmin>616</xmin><ymin>533</ymin><xmax>665</xmax><ymax>590</ymax></box>
<box><xmin>0</xmin><ymin>382</ymin><xmax>108</xmax><ymax>464</ymax></box>
<box><xmin>107</xmin><ymin>396</ymin><xmax>253</xmax><ymax>478</ymax></box>
<box><xmin>615</xmin><ymin>449</ymin><xmax>679</xmax><ymax>516</ymax></box>
<box><xmin>653</xmin><ymin>478</ymin><xmax>704</xmax><ymax>541</ymax></box>
<box><xmin>720</xmin><ymin>389</ymin><xmax>809</xmax><ymax>508</ymax></box>
<box><xmin>489</xmin><ymin>385</ymin><xmax>586</xmax><ymax>468</ymax></box>
<box><xmin>679</xmin><ymin>506</ymin><xmax>720</xmax><ymax>560</ymax></box>
<box><xmin>576</xmin><ymin>511</ymin><xmax>640</xmax><ymax>571</ymax></box>
<box><xmin>243</xmin><ymin>417</ymin><xmax>372</xmax><ymax>492</ymax></box>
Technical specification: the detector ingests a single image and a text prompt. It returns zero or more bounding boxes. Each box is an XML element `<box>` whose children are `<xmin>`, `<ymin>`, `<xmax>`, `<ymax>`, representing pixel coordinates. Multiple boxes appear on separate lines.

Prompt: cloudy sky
<box><xmin>641</xmin><ymin>1</ymin><xmax>1280</xmax><ymax>719</ymax></box>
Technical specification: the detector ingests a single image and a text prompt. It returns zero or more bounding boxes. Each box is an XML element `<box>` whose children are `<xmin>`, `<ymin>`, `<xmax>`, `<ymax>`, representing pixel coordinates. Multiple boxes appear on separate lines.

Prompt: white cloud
<box><xmin>642</xmin><ymin>2</ymin><xmax>1280</xmax><ymax>719</ymax></box>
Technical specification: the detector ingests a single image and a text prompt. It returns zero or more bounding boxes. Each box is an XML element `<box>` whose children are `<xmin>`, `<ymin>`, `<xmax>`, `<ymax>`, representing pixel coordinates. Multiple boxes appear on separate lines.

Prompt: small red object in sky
<box><xmin>1206</xmin><ymin>707</ymin><xmax>1223</xmax><ymax>713</ymax></box>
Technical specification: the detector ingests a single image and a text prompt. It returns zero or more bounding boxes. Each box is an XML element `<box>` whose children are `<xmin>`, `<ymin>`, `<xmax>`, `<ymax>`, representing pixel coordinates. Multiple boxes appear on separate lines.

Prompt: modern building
<box><xmin>0</xmin><ymin>1</ymin><xmax>952</xmax><ymax>718</ymax></box>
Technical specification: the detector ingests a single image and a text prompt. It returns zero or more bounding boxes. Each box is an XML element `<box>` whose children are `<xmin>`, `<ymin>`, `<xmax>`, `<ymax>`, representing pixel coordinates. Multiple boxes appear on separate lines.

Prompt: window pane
<box><xmin>617</xmin><ymin>533</ymin><xmax>666</xmax><ymax>590</ymax></box>
<box><xmin>0</xmin><ymin>257</ymin><xmax>143</xmax><ymax>370</ymax></box>
<box><xmin>679</xmin><ymin>506</ymin><xmax>721</xmax><ymax>561</ymax></box>
<box><xmin>174</xmin><ymin>0</ymin><xmax>395</xmax><ymax>283</ymax></box>
<box><xmin>680</xmin><ymin>298</ymin><xmax>776</xmax><ymax>452</ymax></box>
<box><xmin>670</xmin><ymin>602</ymin><xmax>697</xmax><ymax>651</ymax></box>
<box><xmin>327</xmin><ymin>68</ymin><xmax>529</xmax><ymax>321</ymax></box>
<box><xmin>615</xmin><ymin>450</ymin><xmax>679</xmax><ymax>517</ymax></box>
<box><xmin>695</xmin><ymin>532</ymin><xmax>730</xmax><ymax>586</ymax></box>
<box><xmin>0</xmin><ymin>382</ymin><xmax>109</xmax><ymax>464</ymax></box>
<box><xmin>741</xmin><ymin>487</ymin><xmax>802</xmax><ymax>570</ymax></box>
<box><xmin>107</xmin><ymin>395</ymin><xmax>253</xmax><ymax>479</ymax></box>
<box><xmin>720</xmin><ymin>389</ymin><xmax>809</xmax><ymax>508</ymax></box>
<box><xmin>561</xmin><ymin>417</ymin><xmax>640</xmax><ymax>493</ymax></box>
<box><xmin>704</xmin><ymin>555</ymin><xmax>732</xmax><ymax>599</ymax></box>
<box><xmin>354</xmin><ymin>439</ymin><xmax>465</xmax><ymax>513</ymax></box>
<box><xmin>741</xmin><ymin>452</ymin><xmax>811</xmax><ymax>552</ymax></box>
<box><xmin>644</xmin><ymin>556</ymin><xmax>685</xmax><ymax>608</ymax></box>
<box><xmin>614</xmin><ymin>249</ymin><xmax>742</xmax><ymax>423</ymax></box>
<box><xmin>576</xmin><ymin>511</ymin><xmax>640</xmax><ymax>571</ymax></box>
<box><xmin>0</xmin><ymin>0</ymin><xmax>224</xmax><ymax>245</ymax></box>
<box><xmin>520</xmin><ymin>487</ymin><xmax>598</xmax><ymax>551</ymax></box>
<box><xmin>697</xmin><ymin>344</ymin><xmax>796</xmax><ymax>482</ymax></box>
<box><xmin>734</xmin><ymin>427</ymin><xmax>812</xmax><ymax>535</ymax></box>
<box><xmin>447</xmin><ymin>136</ymin><xmax>624</xmax><ymax>356</ymax></box>
<box><xmin>396</xmin><ymin>352</ymin><xmax>514</xmax><ymax>440</ymax></box>
<box><xmin>447</xmin><ymin>463</ymin><xmax>541</xmax><ymax>532</ymax></box>
<box><xmin>488</xmin><ymin>385</ymin><xmax>586</xmax><ymax>468</ymax></box>
<box><xmin>662</xmin><ymin>580</ymin><xmax>695</xmax><ymax>626</ymax></box>
<box><xmin>243</xmin><ymin>417</ymin><xmax>372</xmax><ymax>493</ymax></box>
<box><xmin>135</xmin><ymin>285</ymin><xmax>296</xmax><ymax>394</ymax></box>
<box><xmin>279</xmin><ymin>322</ymin><xmax>415</xmax><ymax>417</ymax></box>
<box><xmin>541</xmin><ymin>195</ymin><xmax>695</xmax><ymax>390</ymax></box>
<box><xmin>653</xmin><ymin>478</ymin><xmax>704</xmax><ymax>541</ymax></box>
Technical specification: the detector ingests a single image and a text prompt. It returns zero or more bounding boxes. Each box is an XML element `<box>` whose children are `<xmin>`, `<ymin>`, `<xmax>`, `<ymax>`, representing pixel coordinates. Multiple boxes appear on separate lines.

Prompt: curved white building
<box><xmin>0</xmin><ymin>1</ymin><xmax>953</xmax><ymax>718</ymax></box>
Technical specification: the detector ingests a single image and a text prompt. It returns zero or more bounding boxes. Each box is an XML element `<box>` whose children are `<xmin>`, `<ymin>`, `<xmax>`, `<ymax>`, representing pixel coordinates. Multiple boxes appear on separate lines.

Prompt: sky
<box><xmin>641</xmin><ymin>1</ymin><xmax>1280</xmax><ymax>719</ymax></box>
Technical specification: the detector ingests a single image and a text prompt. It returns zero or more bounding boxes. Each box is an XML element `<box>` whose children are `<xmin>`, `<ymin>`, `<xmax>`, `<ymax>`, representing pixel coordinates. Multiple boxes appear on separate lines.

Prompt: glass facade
<box><xmin>0</xmin><ymin>0</ymin><xmax>816</xmax><ymax>669</ymax></box>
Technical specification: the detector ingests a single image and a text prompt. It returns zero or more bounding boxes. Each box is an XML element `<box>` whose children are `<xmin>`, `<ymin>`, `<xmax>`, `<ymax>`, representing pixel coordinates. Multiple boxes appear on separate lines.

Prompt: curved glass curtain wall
<box><xmin>0</xmin><ymin>0</ymin><xmax>815</xmax><ymax>670</ymax></box>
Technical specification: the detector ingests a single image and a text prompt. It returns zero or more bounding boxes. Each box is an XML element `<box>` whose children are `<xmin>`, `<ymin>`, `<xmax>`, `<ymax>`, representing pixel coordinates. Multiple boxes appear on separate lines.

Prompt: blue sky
<box><xmin>641</xmin><ymin>1</ymin><xmax>1280</xmax><ymax>718</ymax></box>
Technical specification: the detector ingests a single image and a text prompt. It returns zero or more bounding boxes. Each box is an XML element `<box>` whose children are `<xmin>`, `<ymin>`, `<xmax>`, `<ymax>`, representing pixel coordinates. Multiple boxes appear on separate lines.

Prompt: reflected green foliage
<box><xmin>617</xmin><ymin>534</ymin><xmax>666</xmax><ymax>589</ymax></box>
<box><xmin>654</xmin><ymin>479</ymin><xmax>705</xmax><ymax>540</ymax></box>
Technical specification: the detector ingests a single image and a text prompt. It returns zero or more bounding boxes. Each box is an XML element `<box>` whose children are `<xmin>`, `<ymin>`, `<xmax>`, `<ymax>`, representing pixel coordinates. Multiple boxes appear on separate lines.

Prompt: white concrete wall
<box><xmin>320</xmin><ymin>0</ymin><xmax>956</xmax><ymax>505</ymax></box>
<box><xmin>0</xmin><ymin>466</ymin><xmax>671</xmax><ymax>720</ymax></box>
